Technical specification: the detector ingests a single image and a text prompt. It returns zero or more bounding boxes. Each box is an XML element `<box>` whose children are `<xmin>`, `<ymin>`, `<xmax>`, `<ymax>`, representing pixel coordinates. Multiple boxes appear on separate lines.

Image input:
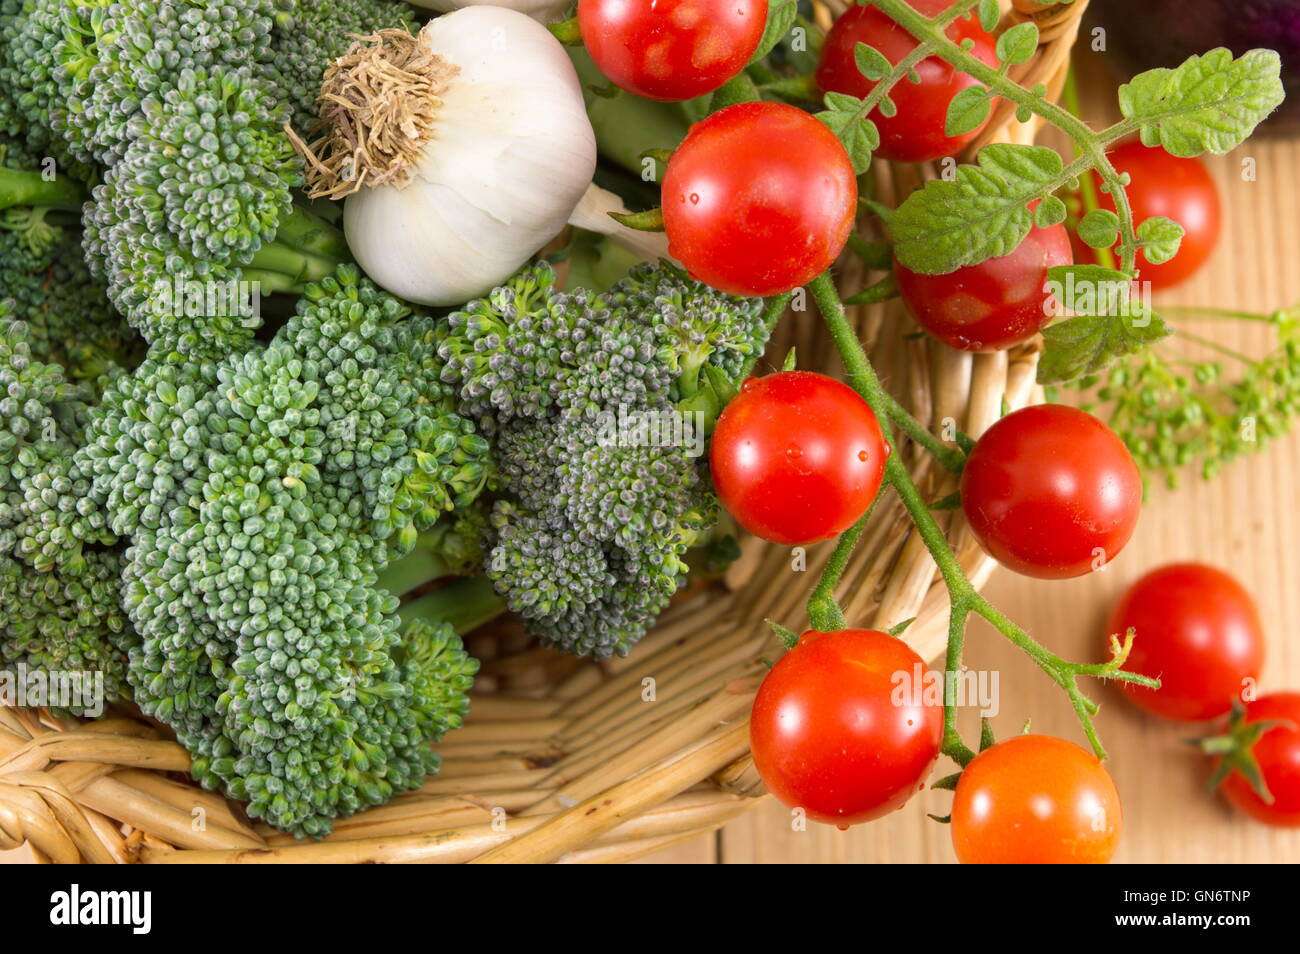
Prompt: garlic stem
<box><xmin>568</xmin><ymin>182</ymin><xmax>674</xmax><ymax>264</ymax></box>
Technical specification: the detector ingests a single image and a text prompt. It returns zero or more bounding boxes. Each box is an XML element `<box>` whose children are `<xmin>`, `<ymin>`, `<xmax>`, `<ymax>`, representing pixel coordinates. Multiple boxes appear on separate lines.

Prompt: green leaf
<box><xmin>889</xmin><ymin>144</ymin><xmax>1064</xmax><ymax>274</ymax></box>
<box><xmin>1117</xmin><ymin>48</ymin><xmax>1285</xmax><ymax>156</ymax></box>
<box><xmin>996</xmin><ymin>21</ymin><xmax>1039</xmax><ymax>66</ymax></box>
<box><xmin>945</xmin><ymin>85</ymin><xmax>992</xmax><ymax>137</ymax></box>
<box><xmin>854</xmin><ymin>41</ymin><xmax>891</xmax><ymax>81</ymax></box>
<box><xmin>1047</xmin><ymin>263</ymin><xmax>1136</xmax><ymax>311</ymax></box>
<box><xmin>1034</xmin><ymin>195</ymin><xmax>1067</xmax><ymax>227</ymax></box>
<box><xmin>817</xmin><ymin>94</ymin><xmax>880</xmax><ymax>174</ymax></box>
<box><xmin>750</xmin><ymin>0</ymin><xmax>798</xmax><ymax>64</ymax></box>
<box><xmin>1136</xmin><ymin>215</ymin><xmax>1185</xmax><ymax>265</ymax></box>
<box><xmin>977</xmin><ymin>0</ymin><xmax>1000</xmax><ymax>33</ymax></box>
<box><xmin>1039</xmin><ymin>265</ymin><xmax>1172</xmax><ymax>383</ymax></box>
<box><xmin>1077</xmin><ymin>208</ymin><xmax>1120</xmax><ymax>248</ymax></box>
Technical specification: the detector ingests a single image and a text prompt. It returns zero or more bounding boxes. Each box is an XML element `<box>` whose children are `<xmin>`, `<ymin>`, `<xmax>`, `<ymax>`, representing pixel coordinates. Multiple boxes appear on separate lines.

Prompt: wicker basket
<box><xmin>0</xmin><ymin>0</ymin><xmax>1087</xmax><ymax>864</ymax></box>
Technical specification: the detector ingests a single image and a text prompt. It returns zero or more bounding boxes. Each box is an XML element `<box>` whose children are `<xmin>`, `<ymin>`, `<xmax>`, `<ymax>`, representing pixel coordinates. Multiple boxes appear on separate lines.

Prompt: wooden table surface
<box><xmin>6</xmin><ymin>49</ymin><xmax>1298</xmax><ymax>870</ymax></box>
<box><xmin>636</xmin><ymin>58</ymin><xmax>1300</xmax><ymax>865</ymax></box>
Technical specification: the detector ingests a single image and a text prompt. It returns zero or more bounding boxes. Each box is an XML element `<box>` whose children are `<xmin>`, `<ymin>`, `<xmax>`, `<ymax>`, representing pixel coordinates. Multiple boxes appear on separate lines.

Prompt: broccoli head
<box><xmin>440</xmin><ymin>261</ymin><xmax>769</xmax><ymax>658</ymax></box>
<box><xmin>93</xmin><ymin>267</ymin><xmax>496</xmax><ymax>838</ymax></box>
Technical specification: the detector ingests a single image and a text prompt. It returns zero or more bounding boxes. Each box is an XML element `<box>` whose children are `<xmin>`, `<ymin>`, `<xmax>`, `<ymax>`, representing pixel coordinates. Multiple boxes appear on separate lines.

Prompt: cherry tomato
<box><xmin>960</xmin><ymin>404</ymin><xmax>1142</xmax><ymax>579</ymax></box>
<box><xmin>815</xmin><ymin>0</ymin><xmax>998</xmax><ymax>163</ymax></box>
<box><xmin>895</xmin><ymin>217</ymin><xmax>1073</xmax><ymax>352</ymax></box>
<box><xmin>1076</xmin><ymin>140</ymin><xmax>1221</xmax><ymax>289</ymax></box>
<box><xmin>710</xmin><ymin>371</ymin><xmax>888</xmax><ymax>546</ymax></box>
<box><xmin>578</xmin><ymin>0</ymin><xmax>768</xmax><ymax>102</ymax></box>
<box><xmin>1218</xmin><ymin>693</ymin><xmax>1300</xmax><ymax>827</ymax></box>
<box><xmin>951</xmin><ymin>734</ymin><xmax>1122</xmax><ymax>863</ymax></box>
<box><xmin>662</xmin><ymin>102</ymin><xmax>857</xmax><ymax>296</ymax></box>
<box><xmin>1108</xmin><ymin>564</ymin><xmax>1264</xmax><ymax>721</ymax></box>
<box><xmin>750</xmin><ymin>628</ymin><xmax>943</xmax><ymax>827</ymax></box>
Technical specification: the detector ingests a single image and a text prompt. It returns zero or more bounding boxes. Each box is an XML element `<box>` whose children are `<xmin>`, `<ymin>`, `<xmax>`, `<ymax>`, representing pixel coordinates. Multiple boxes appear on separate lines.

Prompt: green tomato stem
<box><xmin>810</xmin><ymin>270</ymin><xmax>1153</xmax><ymax>761</ymax></box>
<box><xmin>806</xmin><ymin>506</ymin><xmax>874</xmax><ymax>633</ymax></box>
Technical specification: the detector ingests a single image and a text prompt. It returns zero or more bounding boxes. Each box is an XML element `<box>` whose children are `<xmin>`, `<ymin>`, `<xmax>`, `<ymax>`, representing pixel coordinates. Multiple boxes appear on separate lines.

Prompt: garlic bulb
<box><xmin>405</xmin><ymin>0</ymin><xmax>574</xmax><ymax>25</ymax></box>
<box><xmin>296</xmin><ymin>7</ymin><xmax>596</xmax><ymax>306</ymax></box>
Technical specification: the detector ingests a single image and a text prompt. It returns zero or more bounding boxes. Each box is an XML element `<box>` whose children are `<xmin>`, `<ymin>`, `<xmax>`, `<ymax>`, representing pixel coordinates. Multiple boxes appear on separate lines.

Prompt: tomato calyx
<box><xmin>1198</xmin><ymin>700</ymin><xmax>1296</xmax><ymax>803</ymax></box>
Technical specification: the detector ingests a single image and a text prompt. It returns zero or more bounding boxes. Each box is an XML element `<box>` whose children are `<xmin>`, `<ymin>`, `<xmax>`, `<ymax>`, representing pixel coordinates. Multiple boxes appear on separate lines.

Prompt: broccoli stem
<box><xmin>0</xmin><ymin>168</ymin><xmax>85</xmax><ymax>212</ymax></box>
<box><xmin>270</xmin><ymin>202</ymin><xmax>352</xmax><ymax>260</ymax></box>
<box><xmin>376</xmin><ymin>544</ymin><xmax>456</xmax><ymax>598</ymax></box>
<box><xmin>398</xmin><ymin>575</ymin><xmax>507</xmax><ymax>636</ymax></box>
<box><xmin>245</xmin><ymin>204</ymin><xmax>351</xmax><ymax>291</ymax></box>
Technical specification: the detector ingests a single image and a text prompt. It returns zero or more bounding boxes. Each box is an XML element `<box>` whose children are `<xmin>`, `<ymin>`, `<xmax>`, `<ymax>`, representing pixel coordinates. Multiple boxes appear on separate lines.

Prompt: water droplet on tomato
<box><xmin>858</xmin><ymin>449</ymin><xmax>869</xmax><ymax>462</ymax></box>
<box><xmin>741</xmin><ymin>377</ymin><xmax>757</xmax><ymax>392</ymax></box>
<box><xmin>836</xmin><ymin>824</ymin><xmax>850</xmax><ymax>832</ymax></box>
<box><xmin>882</xmin><ymin>442</ymin><xmax>893</xmax><ymax>458</ymax></box>
<box><xmin>786</xmin><ymin>446</ymin><xmax>802</xmax><ymax>459</ymax></box>
<box><xmin>689</xmin><ymin>192</ymin><xmax>700</xmax><ymax>204</ymax></box>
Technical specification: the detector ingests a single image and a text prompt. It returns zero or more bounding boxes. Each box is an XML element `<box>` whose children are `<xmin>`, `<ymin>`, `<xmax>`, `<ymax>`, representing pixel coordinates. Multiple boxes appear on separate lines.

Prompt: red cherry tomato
<box><xmin>815</xmin><ymin>0</ymin><xmax>998</xmax><ymax>163</ymax></box>
<box><xmin>1076</xmin><ymin>140</ymin><xmax>1221</xmax><ymax>289</ymax></box>
<box><xmin>750</xmin><ymin>628</ymin><xmax>943</xmax><ymax>827</ymax></box>
<box><xmin>1218</xmin><ymin>693</ymin><xmax>1300</xmax><ymax>827</ymax></box>
<box><xmin>951</xmin><ymin>734</ymin><xmax>1123</xmax><ymax>864</ymax></box>
<box><xmin>1108</xmin><ymin>563</ymin><xmax>1264</xmax><ymax>721</ymax></box>
<box><xmin>895</xmin><ymin>217</ymin><xmax>1073</xmax><ymax>352</ymax></box>
<box><xmin>578</xmin><ymin>0</ymin><xmax>768</xmax><ymax>102</ymax></box>
<box><xmin>960</xmin><ymin>404</ymin><xmax>1142</xmax><ymax>579</ymax></box>
<box><xmin>662</xmin><ymin>102</ymin><xmax>857</xmax><ymax>296</ymax></box>
<box><xmin>710</xmin><ymin>370</ymin><xmax>888</xmax><ymax>546</ymax></box>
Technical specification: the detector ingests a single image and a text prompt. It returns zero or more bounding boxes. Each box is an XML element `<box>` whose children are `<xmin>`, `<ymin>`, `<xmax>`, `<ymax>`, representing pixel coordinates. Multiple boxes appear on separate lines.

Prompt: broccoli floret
<box><xmin>0</xmin><ymin>310</ymin><xmax>114</xmax><ymax>573</ymax></box>
<box><xmin>0</xmin><ymin>0</ymin><xmax>97</xmax><ymax>180</ymax></box>
<box><xmin>436</xmin><ymin>264</ymin><xmax>583</xmax><ymax>431</ymax></box>
<box><xmin>1</xmin><ymin>0</ymin><xmax>356</xmax><ymax>351</ymax></box>
<box><xmin>0</xmin><ymin>547</ymin><xmax>132</xmax><ymax>715</ymax></box>
<box><xmin>607</xmin><ymin>262</ymin><xmax>769</xmax><ymax>399</ymax></box>
<box><xmin>278</xmin><ymin>266</ymin><xmax>493</xmax><ymax>554</ymax></box>
<box><xmin>0</xmin><ymin>305</ymin><xmax>133</xmax><ymax>713</ymax></box>
<box><xmin>1</xmin><ymin>139</ymin><xmax>143</xmax><ymax>387</ymax></box>
<box><xmin>93</xmin><ymin>267</ymin><xmax>498</xmax><ymax>838</ymax></box>
<box><xmin>80</xmin><ymin>65</ymin><xmax>313</xmax><ymax>347</ymax></box>
<box><xmin>441</xmin><ymin>262</ymin><xmax>769</xmax><ymax>658</ymax></box>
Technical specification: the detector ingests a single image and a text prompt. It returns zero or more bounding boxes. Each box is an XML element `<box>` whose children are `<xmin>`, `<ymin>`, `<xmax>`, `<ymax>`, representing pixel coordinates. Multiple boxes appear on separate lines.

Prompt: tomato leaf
<box><xmin>817</xmin><ymin>93</ymin><xmax>880</xmax><ymax>174</ymax></box>
<box><xmin>1077</xmin><ymin>208</ymin><xmax>1120</xmax><ymax>248</ymax></box>
<box><xmin>889</xmin><ymin>143</ymin><xmax>1064</xmax><ymax>274</ymax></box>
<box><xmin>1034</xmin><ymin>194</ymin><xmax>1067</xmax><ymax>228</ymax></box>
<box><xmin>945</xmin><ymin>85</ymin><xmax>992</xmax><ymax>137</ymax></box>
<box><xmin>749</xmin><ymin>0</ymin><xmax>798</xmax><ymax>64</ymax></box>
<box><xmin>977</xmin><ymin>0</ymin><xmax>1000</xmax><ymax>33</ymax></box>
<box><xmin>995</xmin><ymin>21</ymin><xmax>1039</xmax><ymax>67</ymax></box>
<box><xmin>1039</xmin><ymin>265</ymin><xmax>1172</xmax><ymax>383</ymax></box>
<box><xmin>1117</xmin><ymin>48</ymin><xmax>1285</xmax><ymax>156</ymax></box>
<box><xmin>1136</xmin><ymin>215</ymin><xmax>1185</xmax><ymax>265</ymax></box>
<box><xmin>854</xmin><ymin>41</ymin><xmax>891</xmax><ymax>81</ymax></box>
